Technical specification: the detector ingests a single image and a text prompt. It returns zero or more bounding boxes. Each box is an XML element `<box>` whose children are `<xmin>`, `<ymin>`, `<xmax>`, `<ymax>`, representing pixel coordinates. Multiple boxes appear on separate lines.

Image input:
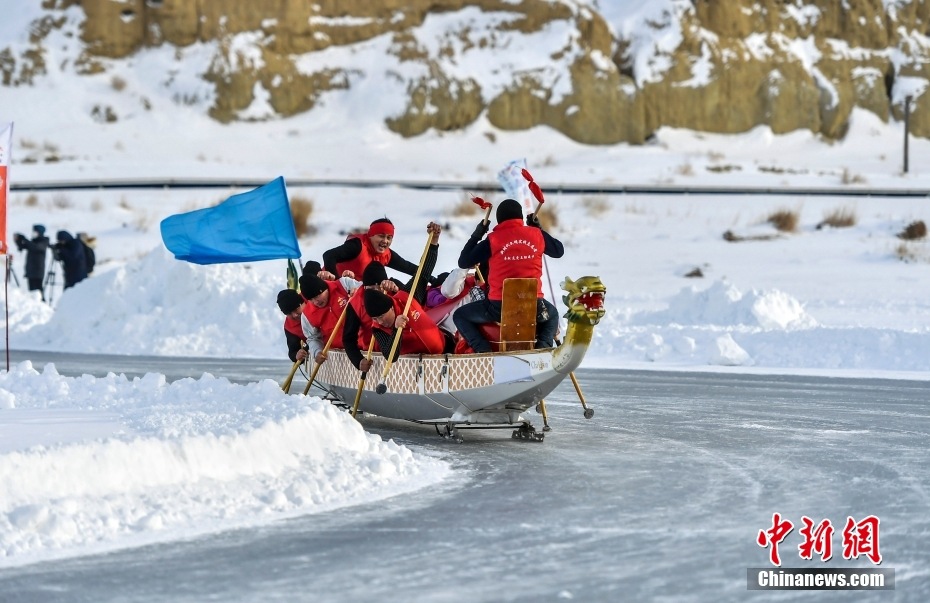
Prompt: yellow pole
<box><xmin>281</xmin><ymin>359</ymin><xmax>301</xmax><ymax>393</ymax></box>
<box><xmin>301</xmin><ymin>300</ymin><xmax>352</xmax><ymax>396</ymax></box>
<box><xmin>281</xmin><ymin>341</ymin><xmax>307</xmax><ymax>393</ymax></box>
<box><xmin>376</xmin><ymin>231</ymin><xmax>434</xmax><ymax>394</ymax></box>
<box><xmin>538</xmin><ymin>399</ymin><xmax>551</xmax><ymax>431</ymax></box>
<box><xmin>351</xmin><ymin>337</ymin><xmax>377</xmax><ymax>418</ymax></box>
<box><xmin>570</xmin><ymin>372</ymin><xmax>594</xmax><ymax>419</ymax></box>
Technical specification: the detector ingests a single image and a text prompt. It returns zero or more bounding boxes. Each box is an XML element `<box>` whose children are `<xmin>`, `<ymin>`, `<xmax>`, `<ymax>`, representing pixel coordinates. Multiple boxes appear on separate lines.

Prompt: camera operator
<box><xmin>13</xmin><ymin>224</ymin><xmax>50</xmax><ymax>301</ymax></box>
<box><xmin>53</xmin><ymin>230</ymin><xmax>89</xmax><ymax>290</ymax></box>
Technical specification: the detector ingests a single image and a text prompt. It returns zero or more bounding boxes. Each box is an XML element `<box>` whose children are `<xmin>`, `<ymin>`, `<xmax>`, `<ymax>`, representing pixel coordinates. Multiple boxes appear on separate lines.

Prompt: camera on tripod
<box><xmin>50</xmin><ymin>243</ymin><xmax>62</xmax><ymax>262</ymax></box>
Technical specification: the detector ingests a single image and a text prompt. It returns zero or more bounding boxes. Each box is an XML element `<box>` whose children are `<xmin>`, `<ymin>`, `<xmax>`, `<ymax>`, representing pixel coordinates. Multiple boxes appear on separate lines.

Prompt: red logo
<box><xmin>758</xmin><ymin>514</ymin><xmax>881</xmax><ymax>566</ymax></box>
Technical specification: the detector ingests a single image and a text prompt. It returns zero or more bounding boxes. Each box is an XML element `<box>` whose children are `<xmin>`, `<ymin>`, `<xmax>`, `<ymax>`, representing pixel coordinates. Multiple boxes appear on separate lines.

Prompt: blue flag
<box><xmin>160</xmin><ymin>177</ymin><xmax>300</xmax><ymax>265</ymax></box>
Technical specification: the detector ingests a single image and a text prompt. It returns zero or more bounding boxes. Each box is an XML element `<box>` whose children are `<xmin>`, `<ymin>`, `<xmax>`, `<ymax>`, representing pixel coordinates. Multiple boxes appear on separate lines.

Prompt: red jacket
<box><xmin>373</xmin><ymin>290</ymin><xmax>445</xmax><ymax>355</ymax></box>
<box><xmin>283</xmin><ymin>315</ymin><xmax>304</xmax><ymax>340</ymax></box>
<box><xmin>335</xmin><ymin>234</ymin><xmax>391</xmax><ymax>278</ymax></box>
<box><xmin>301</xmin><ymin>280</ymin><xmax>351</xmax><ymax>348</ymax></box>
<box><xmin>349</xmin><ymin>290</ymin><xmax>378</xmax><ymax>351</ymax></box>
<box><xmin>487</xmin><ymin>219</ymin><xmax>544</xmax><ymax>300</ymax></box>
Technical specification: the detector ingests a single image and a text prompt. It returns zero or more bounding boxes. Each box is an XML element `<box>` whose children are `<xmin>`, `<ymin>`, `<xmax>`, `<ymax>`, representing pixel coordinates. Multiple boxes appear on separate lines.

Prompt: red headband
<box><xmin>368</xmin><ymin>222</ymin><xmax>395</xmax><ymax>237</ymax></box>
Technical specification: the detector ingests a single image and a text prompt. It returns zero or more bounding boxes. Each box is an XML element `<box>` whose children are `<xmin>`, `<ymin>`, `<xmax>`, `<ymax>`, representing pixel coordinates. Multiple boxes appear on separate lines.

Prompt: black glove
<box><xmin>471</xmin><ymin>220</ymin><xmax>489</xmax><ymax>239</ymax></box>
<box><xmin>526</xmin><ymin>213</ymin><xmax>541</xmax><ymax>229</ymax></box>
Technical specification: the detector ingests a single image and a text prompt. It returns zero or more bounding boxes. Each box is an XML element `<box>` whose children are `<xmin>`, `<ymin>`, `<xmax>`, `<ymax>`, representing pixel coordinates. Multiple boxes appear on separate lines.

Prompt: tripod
<box><xmin>44</xmin><ymin>254</ymin><xmax>62</xmax><ymax>304</ymax></box>
<box><xmin>5</xmin><ymin>256</ymin><xmax>20</xmax><ymax>287</ymax></box>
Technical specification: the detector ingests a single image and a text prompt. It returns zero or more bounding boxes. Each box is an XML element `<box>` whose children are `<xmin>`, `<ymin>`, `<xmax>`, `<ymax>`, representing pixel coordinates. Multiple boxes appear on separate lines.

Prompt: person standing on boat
<box><xmin>13</xmin><ymin>224</ymin><xmax>50</xmax><ymax>301</ymax></box>
<box><xmin>453</xmin><ymin>198</ymin><xmax>564</xmax><ymax>352</ymax></box>
<box><xmin>322</xmin><ymin>217</ymin><xmax>439</xmax><ymax>285</ymax></box>
<box><xmin>276</xmin><ymin>288</ymin><xmax>308</xmax><ymax>363</ymax></box>
<box><xmin>298</xmin><ymin>272</ymin><xmax>361</xmax><ymax>365</ymax></box>
<box><xmin>343</xmin><ymin>222</ymin><xmax>442</xmax><ymax>369</ymax></box>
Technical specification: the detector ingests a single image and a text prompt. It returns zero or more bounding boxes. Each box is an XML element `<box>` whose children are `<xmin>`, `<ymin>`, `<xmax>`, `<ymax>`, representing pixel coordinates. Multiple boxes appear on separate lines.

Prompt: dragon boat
<box><xmin>312</xmin><ymin>275</ymin><xmax>606</xmax><ymax>441</ymax></box>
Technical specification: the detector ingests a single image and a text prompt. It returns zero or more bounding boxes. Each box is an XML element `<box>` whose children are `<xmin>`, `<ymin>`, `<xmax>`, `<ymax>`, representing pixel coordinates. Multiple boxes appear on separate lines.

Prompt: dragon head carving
<box><xmin>561</xmin><ymin>276</ymin><xmax>606</xmax><ymax>325</ymax></box>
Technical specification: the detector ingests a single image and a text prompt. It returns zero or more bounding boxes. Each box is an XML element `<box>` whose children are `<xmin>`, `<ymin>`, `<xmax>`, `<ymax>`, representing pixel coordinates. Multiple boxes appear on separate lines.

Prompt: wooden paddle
<box><xmin>281</xmin><ymin>341</ymin><xmax>307</xmax><ymax>393</ymax></box>
<box><xmin>351</xmin><ymin>337</ymin><xmax>377</xmax><ymax>418</ymax></box>
<box><xmin>375</xmin><ymin>228</ymin><xmax>436</xmax><ymax>394</ymax></box>
<box><xmin>471</xmin><ymin>194</ymin><xmax>492</xmax><ymax>225</ymax></box>
<box><xmin>471</xmin><ymin>195</ymin><xmax>492</xmax><ymax>284</ymax></box>
<box><xmin>521</xmin><ymin>168</ymin><xmax>546</xmax><ymax>219</ymax></box>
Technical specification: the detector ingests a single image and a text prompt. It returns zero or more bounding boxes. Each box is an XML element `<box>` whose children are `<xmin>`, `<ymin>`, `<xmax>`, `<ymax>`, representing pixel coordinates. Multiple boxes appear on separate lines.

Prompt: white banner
<box><xmin>496</xmin><ymin>158</ymin><xmax>533</xmax><ymax>211</ymax></box>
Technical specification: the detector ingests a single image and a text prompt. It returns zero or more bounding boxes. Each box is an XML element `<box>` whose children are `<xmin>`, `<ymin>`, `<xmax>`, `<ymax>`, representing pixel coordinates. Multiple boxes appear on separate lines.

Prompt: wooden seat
<box><xmin>496</xmin><ymin>278</ymin><xmax>537</xmax><ymax>351</ymax></box>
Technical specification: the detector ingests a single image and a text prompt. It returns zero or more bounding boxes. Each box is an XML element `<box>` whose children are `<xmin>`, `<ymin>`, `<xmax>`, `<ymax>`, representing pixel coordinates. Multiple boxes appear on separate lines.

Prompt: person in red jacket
<box><xmin>276</xmin><ymin>288</ymin><xmax>307</xmax><ymax>362</ymax></box>
<box><xmin>323</xmin><ymin>218</ymin><xmax>440</xmax><ymax>286</ymax></box>
<box><xmin>342</xmin><ymin>222</ymin><xmax>442</xmax><ymax>369</ymax></box>
<box><xmin>360</xmin><ymin>288</ymin><xmax>445</xmax><ymax>371</ymax></box>
<box><xmin>298</xmin><ymin>273</ymin><xmax>360</xmax><ymax>365</ymax></box>
<box><xmin>453</xmin><ymin>198</ymin><xmax>564</xmax><ymax>353</ymax></box>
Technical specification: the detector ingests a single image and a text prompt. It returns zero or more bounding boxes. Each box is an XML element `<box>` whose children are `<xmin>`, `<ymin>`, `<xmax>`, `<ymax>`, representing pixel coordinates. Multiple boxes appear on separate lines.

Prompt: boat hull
<box><xmin>315</xmin><ymin>347</ymin><xmax>579</xmax><ymax>424</ymax></box>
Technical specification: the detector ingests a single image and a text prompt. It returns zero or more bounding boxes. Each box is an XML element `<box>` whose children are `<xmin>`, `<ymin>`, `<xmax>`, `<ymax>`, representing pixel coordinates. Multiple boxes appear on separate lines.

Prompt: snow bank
<box><xmin>0</xmin><ymin>361</ymin><xmax>450</xmax><ymax>566</ymax></box>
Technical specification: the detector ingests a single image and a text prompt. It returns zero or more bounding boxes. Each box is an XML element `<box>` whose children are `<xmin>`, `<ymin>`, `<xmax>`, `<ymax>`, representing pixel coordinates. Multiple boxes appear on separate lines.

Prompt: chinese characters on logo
<box><xmin>757</xmin><ymin>514</ymin><xmax>881</xmax><ymax>566</ymax></box>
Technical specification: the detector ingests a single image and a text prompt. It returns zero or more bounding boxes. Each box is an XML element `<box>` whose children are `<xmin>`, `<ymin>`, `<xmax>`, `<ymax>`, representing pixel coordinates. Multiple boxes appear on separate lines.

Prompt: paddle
<box><xmin>375</xmin><ymin>227</ymin><xmax>436</xmax><ymax>394</ymax></box>
<box><xmin>351</xmin><ymin>337</ymin><xmax>377</xmax><ymax>418</ymax></box>
<box><xmin>301</xmin><ymin>297</ymin><xmax>353</xmax><ymax>396</ymax></box>
<box><xmin>471</xmin><ymin>194</ymin><xmax>492</xmax><ymax>225</ymax></box>
<box><xmin>521</xmin><ymin>168</ymin><xmax>546</xmax><ymax>218</ymax></box>
<box><xmin>281</xmin><ymin>341</ymin><xmax>307</xmax><ymax>393</ymax></box>
<box><xmin>471</xmin><ymin>195</ymin><xmax>492</xmax><ymax>284</ymax></box>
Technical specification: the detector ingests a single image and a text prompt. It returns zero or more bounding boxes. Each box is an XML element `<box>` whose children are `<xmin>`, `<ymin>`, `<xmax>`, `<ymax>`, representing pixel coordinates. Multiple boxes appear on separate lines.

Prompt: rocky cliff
<box><xmin>4</xmin><ymin>0</ymin><xmax>929</xmax><ymax>142</ymax></box>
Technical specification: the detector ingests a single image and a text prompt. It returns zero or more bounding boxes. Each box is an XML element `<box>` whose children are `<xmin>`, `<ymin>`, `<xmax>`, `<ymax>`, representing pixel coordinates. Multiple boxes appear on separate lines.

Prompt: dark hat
<box><xmin>299</xmin><ymin>274</ymin><xmax>328</xmax><ymax>300</ymax></box>
<box><xmin>362</xmin><ymin>261</ymin><xmax>388</xmax><ymax>286</ymax></box>
<box><xmin>302</xmin><ymin>260</ymin><xmax>322</xmax><ymax>277</ymax></box>
<box><xmin>496</xmin><ymin>199</ymin><xmax>523</xmax><ymax>223</ymax></box>
<box><xmin>363</xmin><ymin>289</ymin><xmax>394</xmax><ymax>318</ymax></box>
<box><xmin>433</xmin><ymin>271</ymin><xmax>450</xmax><ymax>287</ymax></box>
<box><xmin>276</xmin><ymin>289</ymin><xmax>303</xmax><ymax>315</ymax></box>
<box><xmin>33</xmin><ymin>224</ymin><xmax>45</xmax><ymax>235</ymax></box>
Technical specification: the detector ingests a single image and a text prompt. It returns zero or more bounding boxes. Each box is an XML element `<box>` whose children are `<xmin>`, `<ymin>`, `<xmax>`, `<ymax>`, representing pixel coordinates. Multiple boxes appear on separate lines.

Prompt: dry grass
<box><xmin>897</xmin><ymin>220</ymin><xmax>927</xmax><ymax>240</ymax></box>
<box><xmin>51</xmin><ymin>193</ymin><xmax>72</xmax><ymax>209</ymax></box>
<box><xmin>91</xmin><ymin>199</ymin><xmax>104</xmax><ymax>212</ymax></box>
<box><xmin>766</xmin><ymin>208</ymin><xmax>799</xmax><ymax>233</ymax></box>
<box><xmin>132</xmin><ymin>210</ymin><xmax>154</xmax><ymax>232</ymax></box>
<box><xmin>817</xmin><ymin>206</ymin><xmax>857</xmax><ymax>229</ymax></box>
<box><xmin>449</xmin><ymin>194</ymin><xmax>485</xmax><ymax>217</ymax></box>
<box><xmin>675</xmin><ymin>162</ymin><xmax>695</xmax><ymax>177</ymax></box>
<box><xmin>291</xmin><ymin>195</ymin><xmax>317</xmax><ymax>237</ymax></box>
<box><xmin>537</xmin><ymin>204</ymin><xmax>558</xmax><ymax>231</ymax></box>
<box><xmin>23</xmin><ymin>193</ymin><xmax>39</xmax><ymax>207</ymax></box>
<box><xmin>895</xmin><ymin>242</ymin><xmax>929</xmax><ymax>263</ymax></box>
<box><xmin>580</xmin><ymin>195</ymin><xmax>609</xmax><ymax>217</ymax></box>
<box><xmin>841</xmin><ymin>168</ymin><xmax>867</xmax><ymax>185</ymax></box>
<box><xmin>111</xmin><ymin>75</ymin><xmax>127</xmax><ymax>92</ymax></box>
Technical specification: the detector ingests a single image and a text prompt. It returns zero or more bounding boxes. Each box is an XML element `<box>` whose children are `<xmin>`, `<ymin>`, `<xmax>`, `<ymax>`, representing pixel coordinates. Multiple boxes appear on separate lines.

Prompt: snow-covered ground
<box><xmin>1</xmin><ymin>0</ymin><xmax>929</xmax><ymax>569</ymax></box>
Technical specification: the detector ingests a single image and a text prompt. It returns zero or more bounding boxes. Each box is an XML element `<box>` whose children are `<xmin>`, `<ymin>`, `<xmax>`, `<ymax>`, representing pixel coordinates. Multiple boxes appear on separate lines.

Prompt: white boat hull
<box><xmin>315</xmin><ymin>345</ymin><xmax>583</xmax><ymax>425</ymax></box>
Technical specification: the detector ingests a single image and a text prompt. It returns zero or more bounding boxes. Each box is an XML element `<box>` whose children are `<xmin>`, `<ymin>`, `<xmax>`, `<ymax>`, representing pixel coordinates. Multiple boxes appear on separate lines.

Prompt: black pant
<box><xmin>27</xmin><ymin>277</ymin><xmax>45</xmax><ymax>300</ymax></box>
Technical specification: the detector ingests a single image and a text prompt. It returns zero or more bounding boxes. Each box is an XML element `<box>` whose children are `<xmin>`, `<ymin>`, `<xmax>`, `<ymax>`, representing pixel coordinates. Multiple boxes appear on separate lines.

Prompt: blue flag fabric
<box><xmin>160</xmin><ymin>177</ymin><xmax>300</xmax><ymax>264</ymax></box>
